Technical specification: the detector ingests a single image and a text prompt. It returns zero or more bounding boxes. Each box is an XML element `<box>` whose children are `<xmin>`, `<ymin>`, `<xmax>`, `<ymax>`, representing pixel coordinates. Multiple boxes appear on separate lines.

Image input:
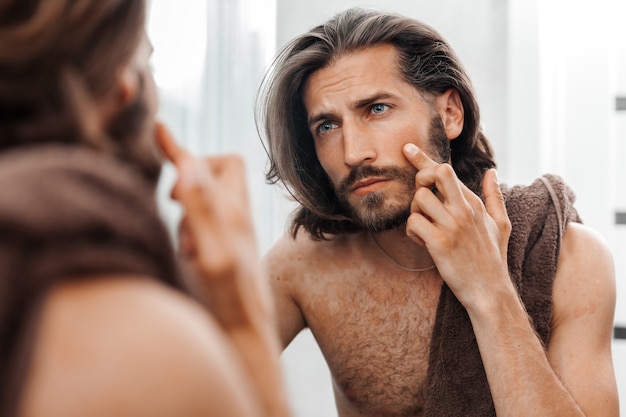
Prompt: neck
<box><xmin>371</xmin><ymin>228</ymin><xmax>434</xmax><ymax>271</ymax></box>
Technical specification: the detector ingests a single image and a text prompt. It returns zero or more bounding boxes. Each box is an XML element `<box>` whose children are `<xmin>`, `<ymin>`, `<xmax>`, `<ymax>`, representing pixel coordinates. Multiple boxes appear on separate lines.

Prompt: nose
<box><xmin>342</xmin><ymin>120</ymin><xmax>376</xmax><ymax>167</ymax></box>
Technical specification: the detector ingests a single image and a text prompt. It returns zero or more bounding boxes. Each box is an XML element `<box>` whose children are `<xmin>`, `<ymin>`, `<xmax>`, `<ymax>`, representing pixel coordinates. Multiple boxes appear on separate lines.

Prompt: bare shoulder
<box><xmin>263</xmin><ymin>229</ymin><xmax>360</xmax><ymax>279</ymax></box>
<box><xmin>263</xmin><ymin>230</ymin><xmax>362</xmax><ymax>346</ymax></box>
<box><xmin>263</xmin><ymin>229</ymin><xmax>363</xmax><ymax>296</ymax></box>
<box><xmin>548</xmin><ymin>221</ymin><xmax>619</xmax><ymax>415</ymax></box>
<box><xmin>21</xmin><ymin>276</ymin><xmax>260</xmax><ymax>417</ymax></box>
<box><xmin>552</xmin><ymin>222</ymin><xmax>616</xmax><ymax>326</ymax></box>
<box><xmin>264</xmin><ymin>229</ymin><xmax>324</xmax><ymax>267</ymax></box>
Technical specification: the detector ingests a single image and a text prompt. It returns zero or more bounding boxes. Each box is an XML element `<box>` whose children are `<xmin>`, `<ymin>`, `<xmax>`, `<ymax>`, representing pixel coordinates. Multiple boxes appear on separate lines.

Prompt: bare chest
<box><xmin>299</xmin><ymin>270</ymin><xmax>442</xmax><ymax>417</ymax></box>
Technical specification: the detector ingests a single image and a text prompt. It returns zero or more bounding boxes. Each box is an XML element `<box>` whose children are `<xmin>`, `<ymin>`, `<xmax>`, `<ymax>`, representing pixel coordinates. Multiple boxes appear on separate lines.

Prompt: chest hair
<box><xmin>303</xmin><ymin>270</ymin><xmax>442</xmax><ymax>416</ymax></box>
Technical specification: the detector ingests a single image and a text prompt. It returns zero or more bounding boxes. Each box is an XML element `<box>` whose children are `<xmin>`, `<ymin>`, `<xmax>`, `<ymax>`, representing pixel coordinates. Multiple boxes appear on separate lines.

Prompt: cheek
<box><xmin>314</xmin><ymin>142</ymin><xmax>343</xmax><ymax>186</ymax></box>
<box><xmin>144</xmin><ymin>73</ymin><xmax>159</xmax><ymax>116</ymax></box>
<box><xmin>398</xmin><ymin>126</ymin><xmax>434</xmax><ymax>156</ymax></box>
<box><xmin>396</xmin><ymin>122</ymin><xmax>424</xmax><ymax>142</ymax></box>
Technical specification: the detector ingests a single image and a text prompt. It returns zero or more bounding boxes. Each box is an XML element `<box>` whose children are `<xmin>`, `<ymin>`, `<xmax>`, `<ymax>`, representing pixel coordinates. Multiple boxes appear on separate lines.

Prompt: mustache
<box><xmin>337</xmin><ymin>165</ymin><xmax>416</xmax><ymax>196</ymax></box>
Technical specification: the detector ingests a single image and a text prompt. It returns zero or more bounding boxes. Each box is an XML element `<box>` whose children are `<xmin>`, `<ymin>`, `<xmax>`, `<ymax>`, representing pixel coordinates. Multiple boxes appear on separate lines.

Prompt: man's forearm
<box><xmin>468</xmin><ymin>290</ymin><xmax>585</xmax><ymax>417</ymax></box>
<box><xmin>203</xmin><ymin>267</ymin><xmax>292</xmax><ymax>417</ymax></box>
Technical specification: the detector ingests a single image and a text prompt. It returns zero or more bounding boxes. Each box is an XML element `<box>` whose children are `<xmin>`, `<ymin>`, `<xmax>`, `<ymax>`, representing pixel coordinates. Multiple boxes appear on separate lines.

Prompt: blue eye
<box><xmin>318</xmin><ymin>121</ymin><xmax>337</xmax><ymax>134</ymax></box>
<box><xmin>371</xmin><ymin>103</ymin><xmax>389</xmax><ymax>114</ymax></box>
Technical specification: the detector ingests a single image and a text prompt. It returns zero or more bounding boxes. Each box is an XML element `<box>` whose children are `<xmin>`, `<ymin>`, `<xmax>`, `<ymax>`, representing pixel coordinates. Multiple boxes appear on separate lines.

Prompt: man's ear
<box><xmin>116</xmin><ymin>65</ymin><xmax>139</xmax><ymax>106</ymax></box>
<box><xmin>435</xmin><ymin>89</ymin><xmax>464</xmax><ymax>140</ymax></box>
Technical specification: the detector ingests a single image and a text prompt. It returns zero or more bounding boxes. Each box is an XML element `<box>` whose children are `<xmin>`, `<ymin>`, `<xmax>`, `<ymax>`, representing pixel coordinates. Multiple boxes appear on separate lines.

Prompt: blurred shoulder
<box><xmin>21</xmin><ymin>275</ymin><xmax>260</xmax><ymax>417</ymax></box>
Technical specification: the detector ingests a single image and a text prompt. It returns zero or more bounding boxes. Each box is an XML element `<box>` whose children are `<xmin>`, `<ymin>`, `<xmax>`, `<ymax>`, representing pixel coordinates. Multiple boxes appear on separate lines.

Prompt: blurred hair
<box><xmin>256</xmin><ymin>7</ymin><xmax>496</xmax><ymax>239</ymax></box>
<box><xmin>0</xmin><ymin>0</ymin><xmax>160</xmax><ymax>183</ymax></box>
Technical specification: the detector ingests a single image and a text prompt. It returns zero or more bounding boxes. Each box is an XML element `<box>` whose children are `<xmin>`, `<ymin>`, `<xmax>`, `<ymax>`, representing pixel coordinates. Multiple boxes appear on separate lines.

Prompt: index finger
<box><xmin>155</xmin><ymin>121</ymin><xmax>189</xmax><ymax>165</ymax></box>
<box><xmin>403</xmin><ymin>143</ymin><xmax>439</xmax><ymax>170</ymax></box>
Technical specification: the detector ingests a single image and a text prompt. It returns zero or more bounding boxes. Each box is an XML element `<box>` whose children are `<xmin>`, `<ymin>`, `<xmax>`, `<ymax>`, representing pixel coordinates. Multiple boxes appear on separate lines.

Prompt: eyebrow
<box><xmin>307</xmin><ymin>92</ymin><xmax>396</xmax><ymax>128</ymax></box>
<box><xmin>352</xmin><ymin>92</ymin><xmax>394</xmax><ymax>109</ymax></box>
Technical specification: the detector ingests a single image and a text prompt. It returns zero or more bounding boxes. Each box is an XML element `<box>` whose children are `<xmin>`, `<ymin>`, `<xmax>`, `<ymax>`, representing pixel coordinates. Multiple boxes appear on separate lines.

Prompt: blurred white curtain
<box><xmin>147</xmin><ymin>0</ymin><xmax>288</xmax><ymax>251</ymax></box>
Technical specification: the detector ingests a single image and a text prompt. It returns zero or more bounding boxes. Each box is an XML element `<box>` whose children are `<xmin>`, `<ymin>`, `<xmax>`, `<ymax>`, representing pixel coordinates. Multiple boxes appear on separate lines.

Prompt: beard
<box><xmin>106</xmin><ymin>74</ymin><xmax>161</xmax><ymax>187</ymax></box>
<box><xmin>335</xmin><ymin>115</ymin><xmax>450</xmax><ymax>232</ymax></box>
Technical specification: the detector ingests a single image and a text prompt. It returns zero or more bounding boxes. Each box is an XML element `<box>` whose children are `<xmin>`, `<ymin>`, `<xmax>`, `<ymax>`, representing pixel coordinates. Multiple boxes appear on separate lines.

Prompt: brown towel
<box><xmin>0</xmin><ymin>145</ymin><xmax>185</xmax><ymax>417</ymax></box>
<box><xmin>423</xmin><ymin>174</ymin><xmax>580</xmax><ymax>416</ymax></box>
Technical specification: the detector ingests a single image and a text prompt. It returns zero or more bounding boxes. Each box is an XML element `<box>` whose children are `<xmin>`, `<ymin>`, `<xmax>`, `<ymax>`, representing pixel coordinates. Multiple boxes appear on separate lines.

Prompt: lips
<box><xmin>351</xmin><ymin>177</ymin><xmax>390</xmax><ymax>195</ymax></box>
<box><xmin>338</xmin><ymin>165</ymin><xmax>414</xmax><ymax>199</ymax></box>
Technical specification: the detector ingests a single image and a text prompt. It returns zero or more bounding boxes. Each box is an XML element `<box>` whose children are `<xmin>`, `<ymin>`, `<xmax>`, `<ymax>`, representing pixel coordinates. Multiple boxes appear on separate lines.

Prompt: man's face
<box><xmin>303</xmin><ymin>43</ymin><xmax>450</xmax><ymax>231</ymax></box>
<box><xmin>129</xmin><ymin>33</ymin><xmax>159</xmax><ymax>140</ymax></box>
<box><xmin>107</xmin><ymin>33</ymin><xmax>162</xmax><ymax>184</ymax></box>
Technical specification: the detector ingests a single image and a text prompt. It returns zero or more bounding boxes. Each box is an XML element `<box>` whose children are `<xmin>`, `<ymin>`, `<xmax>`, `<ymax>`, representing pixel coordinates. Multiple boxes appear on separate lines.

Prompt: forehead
<box><xmin>303</xmin><ymin>43</ymin><xmax>418</xmax><ymax>110</ymax></box>
<box><xmin>309</xmin><ymin>43</ymin><xmax>402</xmax><ymax>86</ymax></box>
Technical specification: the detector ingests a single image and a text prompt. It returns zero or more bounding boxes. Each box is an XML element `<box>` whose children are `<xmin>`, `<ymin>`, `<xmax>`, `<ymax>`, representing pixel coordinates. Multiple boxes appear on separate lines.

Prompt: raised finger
<box><xmin>482</xmin><ymin>169</ymin><xmax>511</xmax><ymax>232</ymax></box>
<box><xmin>155</xmin><ymin>121</ymin><xmax>189</xmax><ymax>165</ymax></box>
<box><xmin>403</xmin><ymin>143</ymin><xmax>439</xmax><ymax>171</ymax></box>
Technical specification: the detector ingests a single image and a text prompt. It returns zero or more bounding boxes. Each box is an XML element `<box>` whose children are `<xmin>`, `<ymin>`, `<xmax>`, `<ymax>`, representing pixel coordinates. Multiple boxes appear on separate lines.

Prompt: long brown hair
<box><xmin>256</xmin><ymin>7</ymin><xmax>496</xmax><ymax>239</ymax></box>
<box><xmin>0</xmin><ymin>0</ymin><xmax>159</xmax><ymax>183</ymax></box>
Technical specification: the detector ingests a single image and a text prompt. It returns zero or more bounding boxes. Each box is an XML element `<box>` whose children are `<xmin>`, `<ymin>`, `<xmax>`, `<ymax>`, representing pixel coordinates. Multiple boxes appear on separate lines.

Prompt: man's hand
<box><xmin>157</xmin><ymin>122</ymin><xmax>290</xmax><ymax>417</ymax></box>
<box><xmin>156</xmin><ymin>122</ymin><xmax>268</xmax><ymax>328</ymax></box>
<box><xmin>402</xmin><ymin>143</ymin><xmax>512</xmax><ymax>310</ymax></box>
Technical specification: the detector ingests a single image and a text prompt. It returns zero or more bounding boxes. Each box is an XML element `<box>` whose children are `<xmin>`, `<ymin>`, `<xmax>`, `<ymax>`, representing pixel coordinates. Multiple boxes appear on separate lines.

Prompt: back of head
<box><xmin>256</xmin><ymin>7</ymin><xmax>496</xmax><ymax>239</ymax></box>
<box><xmin>0</xmin><ymin>0</ymin><xmax>159</xmax><ymax>183</ymax></box>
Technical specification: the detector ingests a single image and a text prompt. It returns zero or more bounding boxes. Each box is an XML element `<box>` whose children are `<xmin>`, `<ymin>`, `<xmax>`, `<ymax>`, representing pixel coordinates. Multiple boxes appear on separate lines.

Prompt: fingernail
<box><xmin>492</xmin><ymin>169</ymin><xmax>499</xmax><ymax>184</ymax></box>
<box><xmin>404</xmin><ymin>143</ymin><xmax>419</xmax><ymax>156</ymax></box>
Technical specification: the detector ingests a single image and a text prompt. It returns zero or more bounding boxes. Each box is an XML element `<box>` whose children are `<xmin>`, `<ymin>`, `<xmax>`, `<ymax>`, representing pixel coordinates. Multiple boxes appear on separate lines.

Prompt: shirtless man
<box><xmin>256</xmin><ymin>8</ymin><xmax>618</xmax><ymax>417</ymax></box>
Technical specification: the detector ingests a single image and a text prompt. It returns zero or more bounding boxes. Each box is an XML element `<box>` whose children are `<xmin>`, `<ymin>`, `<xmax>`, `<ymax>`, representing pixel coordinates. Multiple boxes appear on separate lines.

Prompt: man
<box><xmin>257</xmin><ymin>7</ymin><xmax>618</xmax><ymax>417</ymax></box>
<box><xmin>0</xmin><ymin>1</ymin><xmax>290</xmax><ymax>416</ymax></box>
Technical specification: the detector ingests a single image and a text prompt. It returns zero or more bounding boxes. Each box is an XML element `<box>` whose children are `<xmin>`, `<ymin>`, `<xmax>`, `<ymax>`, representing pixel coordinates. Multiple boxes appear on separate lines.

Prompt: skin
<box><xmin>19</xmin><ymin>34</ymin><xmax>290</xmax><ymax>417</ymax></box>
<box><xmin>265</xmin><ymin>43</ymin><xmax>618</xmax><ymax>417</ymax></box>
<box><xmin>20</xmin><ymin>276</ymin><xmax>263</xmax><ymax>417</ymax></box>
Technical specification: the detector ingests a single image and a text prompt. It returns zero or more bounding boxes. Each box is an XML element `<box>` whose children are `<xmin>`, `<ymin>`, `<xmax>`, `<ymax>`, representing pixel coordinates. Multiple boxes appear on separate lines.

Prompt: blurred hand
<box><xmin>156</xmin><ymin>122</ymin><xmax>268</xmax><ymax>328</ymax></box>
<box><xmin>157</xmin><ymin>122</ymin><xmax>290</xmax><ymax>417</ymax></box>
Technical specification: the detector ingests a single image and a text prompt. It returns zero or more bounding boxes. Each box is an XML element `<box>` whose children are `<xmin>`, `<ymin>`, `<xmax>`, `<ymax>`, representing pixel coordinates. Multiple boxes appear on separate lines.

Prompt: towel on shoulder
<box><xmin>424</xmin><ymin>174</ymin><xmax>580</xmax><ymax>417</ymax></box>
